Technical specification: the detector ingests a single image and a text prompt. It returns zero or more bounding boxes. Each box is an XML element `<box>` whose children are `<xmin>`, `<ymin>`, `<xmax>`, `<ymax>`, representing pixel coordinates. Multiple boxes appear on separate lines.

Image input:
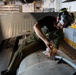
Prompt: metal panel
<box><xmin>11</xmin><ymin>13</ymin><xmax>36</xmax><ymax>37</ymax></box>
<box><xmin>63</xmin><ymin>27</ymin><xmax>76</xmax><ymax>49</ymax></box>
<box><xmin>17</xmin><ymin>51</ymin><xmax>74</xmax><ymax>75</ymax></box>
<box><xmin>19</xmin><ymin>62</ymin><xmax>72</xmax><ymax>75</ymax></box>
<box><xmin>0</xmin><ymin>15</ymin><xmax>12</xmax><ymax>41</ymax></box>
<box><xmin>0</xmin><ymin>12</ymin><xmax>58</xmax><ymax>41</ymax></box>
<box><xmin>64</xmin><ymin>27</ymin><xmax>74</xmax><ymax>42</ymax></box>
<box><xmin>17</xmin><ymin>51</ymin><xmax>49</xmax><ymax>74</ymax></box>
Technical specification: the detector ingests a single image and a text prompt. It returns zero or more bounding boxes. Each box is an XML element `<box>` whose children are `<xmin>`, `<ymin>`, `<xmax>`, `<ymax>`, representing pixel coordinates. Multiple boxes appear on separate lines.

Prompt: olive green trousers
<box><xmin>7</xmin><ymin>34</ymin><xmax>45</xmax><ymax>73</ymax></box>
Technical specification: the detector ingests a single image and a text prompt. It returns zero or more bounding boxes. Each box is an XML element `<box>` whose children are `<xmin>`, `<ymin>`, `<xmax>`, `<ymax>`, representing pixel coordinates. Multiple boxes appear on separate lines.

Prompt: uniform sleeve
<box><xmin>53</xmin><ymin>30</ymin><xmax>64</xmax><ymax>49</ymax></box>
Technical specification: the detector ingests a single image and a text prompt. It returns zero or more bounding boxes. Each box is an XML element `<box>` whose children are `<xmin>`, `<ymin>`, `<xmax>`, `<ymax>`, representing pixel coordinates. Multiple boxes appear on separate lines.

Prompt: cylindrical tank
<box><xmin>17</xmin><ymin>50</ymin><xmax>74</xmax><ymax>75</ymax></box>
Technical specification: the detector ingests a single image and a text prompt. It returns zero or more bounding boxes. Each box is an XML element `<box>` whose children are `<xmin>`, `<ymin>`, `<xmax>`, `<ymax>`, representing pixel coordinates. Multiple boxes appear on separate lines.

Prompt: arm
<box><xmin>33</xmin><ymin>22</ymin><xmax>53</xmax><ymax>49</ymax></box>
<box><xmin>45</xmin><ymin>30</ymin><xmax>64</xmax><ymax>57</ymax></box>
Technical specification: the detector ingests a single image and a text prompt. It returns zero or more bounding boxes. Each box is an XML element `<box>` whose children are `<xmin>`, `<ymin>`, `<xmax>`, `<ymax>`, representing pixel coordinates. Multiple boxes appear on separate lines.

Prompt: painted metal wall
<box><xmin>0</xmin><ymin>12</ymin><xmax>58</xmax><ymax>42</ymax></box>
<box><xmin>62</xmin><ymin>1</ymin><xmax>76</xmax><ymax>12</ymax></box>
<box><xmin>63</xmin><ymin>27</ymin><xmax>76</xmax><ymax>50</ymax></box>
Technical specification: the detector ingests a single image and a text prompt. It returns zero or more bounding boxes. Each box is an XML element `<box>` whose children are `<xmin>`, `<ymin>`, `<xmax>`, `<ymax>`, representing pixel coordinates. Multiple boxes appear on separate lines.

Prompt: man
<box><xmin>1</xmin><ymin>8</ymin><xmax>75</xmax><ymax>75</ymax></box>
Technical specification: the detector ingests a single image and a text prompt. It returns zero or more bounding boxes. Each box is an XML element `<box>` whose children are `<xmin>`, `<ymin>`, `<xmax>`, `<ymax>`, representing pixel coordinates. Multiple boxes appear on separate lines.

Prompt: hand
<box><xmin>45</xmin><ymin>52</ymin><xmax>51</xmax><ymax>57</ymax></box>
<box><xmin>44</xmin><ymin>40</ymin><xmax>53</xmax><ymax>49</ymax></box>
<box><xmin>46</xmin><ymin>47</ymin><xmax>58</xmax><ymax>57</ymax></box>
<box><xmin>50</xmin><ymin>47</ymin><xmax>58</xmax><ymax>55</ymax></box>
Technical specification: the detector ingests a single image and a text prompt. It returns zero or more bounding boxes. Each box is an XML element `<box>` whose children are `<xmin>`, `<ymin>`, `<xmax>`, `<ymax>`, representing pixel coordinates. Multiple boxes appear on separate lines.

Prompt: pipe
<box><xmin>55</xmin><ymin>56</ymin><xmax>76</xmax><ymax>69</ymax></box>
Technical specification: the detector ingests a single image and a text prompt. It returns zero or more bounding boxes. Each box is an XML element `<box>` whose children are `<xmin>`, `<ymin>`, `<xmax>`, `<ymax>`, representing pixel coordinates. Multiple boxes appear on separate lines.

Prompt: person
<box><xmin>1</xmin><ymin>8</ymin><xmax>75</xmax><ymax>75</ymax></box>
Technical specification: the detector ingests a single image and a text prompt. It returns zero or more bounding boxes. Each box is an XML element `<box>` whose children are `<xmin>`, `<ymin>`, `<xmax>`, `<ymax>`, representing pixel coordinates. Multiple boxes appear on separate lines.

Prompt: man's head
<box><xmin>56</xmin><ymin>8</ymin><xmax>75</xmax><ymax>29</ymax></box>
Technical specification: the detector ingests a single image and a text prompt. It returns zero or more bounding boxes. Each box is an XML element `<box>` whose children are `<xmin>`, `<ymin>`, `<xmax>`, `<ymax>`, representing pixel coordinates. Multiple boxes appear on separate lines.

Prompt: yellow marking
<box><xmin>60</xmin><ymin>45</ymin><xmax>76</xmax><ymax>60</ymax></box>
<box><xmin>70</xmin><ymin>25</ymin><xmax>76</xmax><ymax>29</ymax></box>
<box><xmin>70</xmin><ymin>24</ymin><xmax>76</xmax><ymax>29</ymax></box>
<box><xmin>64</xmin><ymin>38</ymin><xmax>76</xmax><ymax>49</ymax></box>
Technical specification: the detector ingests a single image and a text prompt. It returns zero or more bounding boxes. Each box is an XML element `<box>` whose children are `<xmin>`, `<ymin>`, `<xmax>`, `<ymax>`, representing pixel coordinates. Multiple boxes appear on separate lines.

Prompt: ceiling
<box><xmin>19</xmin><ymin>0</ymin><xmax>76</xmax><ymax>4</ymax></box>
<box><xmin>19</xmin><ymin>0</ymin><xmax>33</xmax><ymax>4</ymax></box>
<box><xmin>19</xmin><ymin>0</ymin><xmax>41</xmax><ymax>4</ymax></box>
<box><xmin>62</xmin><ymin>0</ymin><xmax>76</xmax><ymax>3</ymax></box>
